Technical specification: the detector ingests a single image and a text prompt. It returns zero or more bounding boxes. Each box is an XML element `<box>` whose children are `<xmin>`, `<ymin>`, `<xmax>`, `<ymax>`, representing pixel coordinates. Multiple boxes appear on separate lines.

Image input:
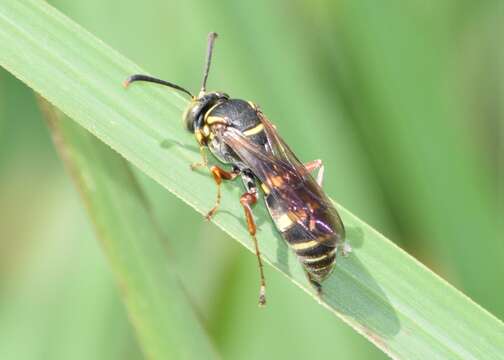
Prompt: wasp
<box><xmin>124</xmin><ymin>32</ymin><xmax>350</xmax><ymax>306</ymax></box>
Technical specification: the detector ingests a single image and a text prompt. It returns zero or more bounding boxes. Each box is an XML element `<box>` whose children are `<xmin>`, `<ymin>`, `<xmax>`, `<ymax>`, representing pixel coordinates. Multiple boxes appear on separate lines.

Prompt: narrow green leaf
<box><xmin>39</xmin><ymin>100</ymin><xmax>219</xmax><ymax>360</ymax></box>
<box><xmin>1</xmin><ymin>1</ymin><xmax>503</xmax><ymax>359</ymax></box>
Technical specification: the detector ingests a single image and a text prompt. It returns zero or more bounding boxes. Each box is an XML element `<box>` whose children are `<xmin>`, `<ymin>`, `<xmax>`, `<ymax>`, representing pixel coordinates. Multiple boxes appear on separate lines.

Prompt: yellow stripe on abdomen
<box><xmin>300</xmin><ymin>248</ymin><xmax>336</xmax><ymax>263</ymax></box>
<box><xmin>290</xmin><ymin>239</ymin><xmax>319</xmax><ymax>251</ymax></box>
<box><xmin>273</xmin><ymin>213</ymin><xmax>295</xmax><ymax>232</ymax></box>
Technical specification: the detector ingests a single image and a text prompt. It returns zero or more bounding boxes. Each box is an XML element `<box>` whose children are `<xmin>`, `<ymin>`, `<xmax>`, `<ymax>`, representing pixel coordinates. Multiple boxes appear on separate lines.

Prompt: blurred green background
<box><xmin>0</xmin><ymin>1</ymin><xmax>501</xmax><ymax>359</ymax></box>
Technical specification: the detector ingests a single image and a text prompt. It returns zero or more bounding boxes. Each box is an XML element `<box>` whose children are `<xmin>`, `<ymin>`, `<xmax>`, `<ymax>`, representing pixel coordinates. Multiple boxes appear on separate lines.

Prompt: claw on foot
<box><xmin>205</xmin><ymin>207</ymin><xmax>217</xmax><ymax>221</ymax></box>
<box><xmin>258</xmin><ymin>285</ymin><xmax>266</xmax><ymax>307</ymax></box>
<box><xmin>190</xmin><ymin>162</ymin><xmax>205</xmax><ymax>171</ymax></box>
<box><xmin>340</xmin><ymin>242</ymin><xmax>352</xmax><ymax>257</ymax></box>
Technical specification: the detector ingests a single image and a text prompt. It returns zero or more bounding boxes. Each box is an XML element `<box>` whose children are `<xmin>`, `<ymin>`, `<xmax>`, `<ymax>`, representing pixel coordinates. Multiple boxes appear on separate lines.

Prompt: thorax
<box><xmin>201</xmin><ymin>99</ymin><xmax>269</xmax><ymax>166</ymax></box>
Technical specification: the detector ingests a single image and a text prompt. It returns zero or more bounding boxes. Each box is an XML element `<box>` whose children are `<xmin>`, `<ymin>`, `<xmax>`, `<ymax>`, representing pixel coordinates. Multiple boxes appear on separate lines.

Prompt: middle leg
<box><xmin>205</xmin><ymin>165</ymin><xmax>239</xmax><ymax>220</ymax></box>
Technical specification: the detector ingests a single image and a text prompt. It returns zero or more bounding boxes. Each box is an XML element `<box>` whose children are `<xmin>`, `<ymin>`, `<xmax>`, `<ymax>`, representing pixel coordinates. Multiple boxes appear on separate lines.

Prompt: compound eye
<box><xmin>183</xmin><ymin>104</ymin><xmax>199</xmax><ymax>132</ymax></box>
<box><xmin>185</xmin><ymin>114</ymin><xmax>194</xmax><ymax>132</ymax></box>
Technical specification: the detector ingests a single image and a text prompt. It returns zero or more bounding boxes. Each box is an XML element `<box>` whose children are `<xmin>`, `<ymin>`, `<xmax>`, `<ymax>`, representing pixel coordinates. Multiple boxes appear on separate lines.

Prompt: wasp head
<box><xmin>183</xmin><ymin>92</ymin><xmax>229</xmax><ymax>133</ymax></box>
<box><xmin>125</xmin><ymin>33</ymin><xmax>225</xmax><ymax>137</ymax></box>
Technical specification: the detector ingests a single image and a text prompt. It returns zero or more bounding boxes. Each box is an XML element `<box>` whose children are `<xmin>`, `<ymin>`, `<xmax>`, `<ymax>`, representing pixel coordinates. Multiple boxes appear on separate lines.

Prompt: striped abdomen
<box><xmin>265</xmin><ymin>187</ymin><xmax>344</xmax><ymax>283</ymax></box>
<box><xmin>284</xmin><ymin>223</ymin><xmax>339</xmax><ymax>282</ymax></box>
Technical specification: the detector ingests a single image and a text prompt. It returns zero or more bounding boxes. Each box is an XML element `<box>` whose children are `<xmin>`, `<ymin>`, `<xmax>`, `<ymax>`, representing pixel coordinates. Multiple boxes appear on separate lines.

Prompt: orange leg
<box><xmin>304</xmin><ymin>159</ymin><xmax>324</xmax><ymax>187</ymax></box>
<box><xmin>240</xmin><ymin>191</ymin><xmax>267</xmax><ymax>307</ymax></box>
<box><xmin>205</xmin><ymin>165</ymin><xmax>238</xmax><ymax>220</ymax></box>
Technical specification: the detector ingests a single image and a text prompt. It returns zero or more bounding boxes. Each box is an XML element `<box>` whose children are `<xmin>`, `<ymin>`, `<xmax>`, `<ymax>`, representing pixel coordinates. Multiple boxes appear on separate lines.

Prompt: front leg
<box><xmin>190</xmin><ymin>145</ymin><xmax>209</xmax><ymax>170</ymax></box>
<box><xmin>205</xmin><ymin>165</ymin><xmax>239</xmax><ymax>220</ymax></box>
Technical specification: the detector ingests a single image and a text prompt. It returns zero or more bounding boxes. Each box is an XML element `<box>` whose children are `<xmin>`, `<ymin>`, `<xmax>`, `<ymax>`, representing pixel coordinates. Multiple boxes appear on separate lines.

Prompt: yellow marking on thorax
<box><xmin>261</xmin><ymin>183</ymin><xmax>270</xmax><ymax>195</ymax></box>
<box><xmin>243</xmin><ymin>123</ymin><xmax>264</xmax><ymax>137</ymax></box>
<box><xmin>206</xmin><ymin>115</ymin><xmax>226</xmax><ymax>125</ymax></box>
<box><xmin>202</xmin><ymin>125</ymin><xmax>210</xmax><ymax>137</ymax></box>
<box><xmin>204</xmin><ymin>103</ymin><xmax>221</xmax><ymax>122</ymax></box>
<box><xmin>290</xmin><ymin>239</ymin><xmax>319</xmax><ymax>250</ymax></box>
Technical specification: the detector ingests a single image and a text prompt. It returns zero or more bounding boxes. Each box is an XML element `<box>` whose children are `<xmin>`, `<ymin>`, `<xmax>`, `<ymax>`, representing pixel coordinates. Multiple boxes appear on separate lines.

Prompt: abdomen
<box><xmin>264</xmin><ymin>189</ymin><xmax>343</xmax><ymax>283</ymax></box>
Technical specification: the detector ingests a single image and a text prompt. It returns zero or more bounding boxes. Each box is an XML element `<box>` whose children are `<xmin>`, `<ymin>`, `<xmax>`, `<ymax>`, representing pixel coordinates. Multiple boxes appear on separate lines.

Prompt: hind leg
<box><xmin>239</xmin><ymin>187</ymin><xmax>267</xmax><ymax>307</ymax></box>
<box><xmin>338</xmin><ymin>241</ymin><xmax>352</xmax><ymax>257</ymax></box>
<box><xmin>304</xmin><ymin>159</ymin><xmax>324</xmax><ymax>187</ymax></box>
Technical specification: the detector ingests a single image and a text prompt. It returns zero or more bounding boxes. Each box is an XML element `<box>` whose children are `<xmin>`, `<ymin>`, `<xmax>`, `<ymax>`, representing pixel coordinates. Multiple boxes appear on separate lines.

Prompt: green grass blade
<box><xmin>0</xmin><ymin>1</ymin><xmax>503</xmax><ymax>359</ymax></box>
<box><xmin>39</xmin><ymin>101</ymin><xmax>219</xmax><ymax>360</ymax></box>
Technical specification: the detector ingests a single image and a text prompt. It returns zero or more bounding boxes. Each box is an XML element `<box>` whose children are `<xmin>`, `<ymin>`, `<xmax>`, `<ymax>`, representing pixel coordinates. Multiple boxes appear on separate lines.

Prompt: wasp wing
<box><xmin>255</xmin><ymin>111</ymin><xmax>345</xmax><ymax>244</ymax></box>
<box><xmin>220</xmin><ymin>120</ymin><xmax>344</xmax><ymax>245</ymax></box>
<box><xmin>256</xmin><ymin>110</ymin><xmax>343</xmax><ymax>224</ymax></box>
<box><xmin>256</xmin><ymin>109</ymin><xmax>310</xmax><ymax>177</ymax></box>
<box><xmin>219</xmin><ymin>126</ymin><xmax>298</xmax><ymax>190</ymax></box>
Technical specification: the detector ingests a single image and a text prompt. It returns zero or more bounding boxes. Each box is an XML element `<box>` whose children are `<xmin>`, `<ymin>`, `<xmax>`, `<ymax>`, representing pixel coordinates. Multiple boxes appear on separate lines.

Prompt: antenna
<box><xmin>123</xmin><ymin>74</ymin><xmax>194</xmax><ymax>98</ymax></box>
<box><xmin>200</xmin><ymin>32</ymin><xmax>218</xmax><ymax>94</ymax></box>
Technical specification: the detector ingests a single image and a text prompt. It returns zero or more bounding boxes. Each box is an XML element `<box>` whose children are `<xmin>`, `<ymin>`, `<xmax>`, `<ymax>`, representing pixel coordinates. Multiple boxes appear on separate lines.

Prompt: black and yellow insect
<box><xmin>124</xmin><ymin>32</ymin><xmax>350</xmax><ymax>306</ymax></box>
